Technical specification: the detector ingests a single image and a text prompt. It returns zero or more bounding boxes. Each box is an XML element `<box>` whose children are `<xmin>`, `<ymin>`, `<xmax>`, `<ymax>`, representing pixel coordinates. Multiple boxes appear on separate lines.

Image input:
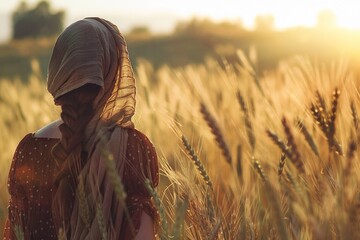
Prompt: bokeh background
<box><xmin>1</xmin><ymin>0</ymin><xmax>360</xmax><ymax>81</ymax></box>
<box><xmin>2</xmin><ymin>1</ymin><xmax>360</xmax><ymax>239</ymax></box>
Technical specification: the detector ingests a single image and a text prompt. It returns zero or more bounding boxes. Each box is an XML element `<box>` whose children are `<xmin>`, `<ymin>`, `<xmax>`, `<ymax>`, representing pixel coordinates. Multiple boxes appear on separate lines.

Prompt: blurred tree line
<box><xmin>173</xmin><ymin>15</ymin><xmax>275</xmax><ymax>37</ymax></box>
<box><xmin>12</xmin><ymin>1</ymin><xmax>64</xmax><ymax>39</ymax></box>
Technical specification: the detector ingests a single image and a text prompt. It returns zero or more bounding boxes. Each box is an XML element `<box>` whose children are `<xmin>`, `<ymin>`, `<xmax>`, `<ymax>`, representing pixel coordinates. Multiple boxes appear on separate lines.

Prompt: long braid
<box><xmin>51</xmin><ymin>86</ymin><xmax>98</xmax><ymax>236</ymax></box>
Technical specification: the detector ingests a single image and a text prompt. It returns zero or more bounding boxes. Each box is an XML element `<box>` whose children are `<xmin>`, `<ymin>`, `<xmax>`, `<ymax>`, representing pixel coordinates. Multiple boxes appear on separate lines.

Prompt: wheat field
<box><xmin>1</xmin><ymin>53</ymin><xmax>360</xmax><ymax>239</ymax></box>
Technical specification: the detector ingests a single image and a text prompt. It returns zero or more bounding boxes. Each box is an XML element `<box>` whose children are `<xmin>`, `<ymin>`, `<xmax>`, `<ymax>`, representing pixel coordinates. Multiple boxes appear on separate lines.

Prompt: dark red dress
<box><xmin>3</xmin><ymin>128</ymin><xmax>159</xmax><ymax>240</ymax></box>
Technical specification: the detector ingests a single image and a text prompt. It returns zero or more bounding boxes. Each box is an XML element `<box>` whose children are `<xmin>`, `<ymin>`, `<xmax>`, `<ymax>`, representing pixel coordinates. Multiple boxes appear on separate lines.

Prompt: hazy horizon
<box><xmin>1</xmin><ymin>0</ymin><xmax>359</xmax><ymax>43</ymax></box>
<box><xmin>0</xmin><ymin>11</ymin><xmax>185</xmax><ymax>43</ymax></box>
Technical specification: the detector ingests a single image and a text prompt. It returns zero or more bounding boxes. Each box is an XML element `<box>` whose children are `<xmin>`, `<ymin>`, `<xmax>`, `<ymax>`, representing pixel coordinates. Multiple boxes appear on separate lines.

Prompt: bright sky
<box><xmin>0</xmin><ymin>0</ymin><xmax>359</xmax><ymax>41</ymax></box>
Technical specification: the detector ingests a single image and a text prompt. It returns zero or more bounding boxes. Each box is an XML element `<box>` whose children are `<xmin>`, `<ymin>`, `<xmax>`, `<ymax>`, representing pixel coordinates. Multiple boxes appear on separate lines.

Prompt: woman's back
<box><xmin>4</xmin><ymin>127</ymin><xmax>159</xmax><ymax>239</ymax></box>
<box><xmin>4</xmin><ymin>133</ymin><xmax>59</xmax><ymax>239</ymax></box>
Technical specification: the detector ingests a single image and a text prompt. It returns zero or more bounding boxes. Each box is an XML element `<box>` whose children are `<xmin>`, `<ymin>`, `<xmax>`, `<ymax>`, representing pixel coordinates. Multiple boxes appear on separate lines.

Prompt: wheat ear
<box><xmin>310</xmin><ymin>88</ymin><xmax>343</xmax><ymax>155</ymax></box>
<box><xmin>278</xmin><ymin>152</ymin><xmax>286</xmax><ymax>178</ymax></box>
<box><xmin>328</xmin><ymin>88</ymin><xmax>340</xmax><ymax>142</ymax></box>
<box><xmin>310</xmin><ymin>103</ymin><xmax>329</xmax><ymax>137</ymax></box>
<box><xmin>95</xmin><ymin>203</ymin><xmax>107</xmax><ymax>240</ymax></box>
<box><xmin>182</xmin><ymin>135</ymin><xmax>213</xmax><ymax>189</ymax></box>
<box><xmin>103</xmin><ymin>146</ymin><xmax>136</xmax><ymax>237</ymax></box>
<box><xmin>254</xmin><ymin>158</ymin><xmax>290</xmax><ymax>240</ymax></box>
<box><xmin>206</xmin><ymin>191</ymin><xmax>216</xmax><ymax>222</ymax></box>
<box><xmin>282</xmin><ymin>117</ymin><xmax>304</xmax><ymax>173</ymax></box>
<box><xmin>266</xmin><ymin>130</ymin><xmax>304</xmax><ymax>173</ymax></box>
<box><xmin>266</xmin><ymin>130</ymin><xmax>288</xmax><ymax>153</ymax></box>
<box><xmin>297</xmin><ymin>120</ymin><xmax>320</xmax><ymax>157</ymax></box>
<box><xmin>351</xmin><ymin>101</ymin><xmax>359</xmax><ymax>131</ymax></box>
<box><xmin>253</xmin><ymin>158</ymin><xmax>267</xmax><ymax>182</ymax></box>
<box><xmin>77</xmin><ymin>176</ymin><xmax>90</xmax><ymax>229</ymax></box>
<box><xmin>172</xmin><ymin>197</ymin><xmax>188</xmax><ymax>240</ymax></box>
<box><xmin>315</xmin><ymin>90</ymin><xmax>328</xmax><ymax>115</ymax></box>
<box><xmin>200</xmin><ymin>102</ymin><xmax>232</xmax><ymax>164</ymax></box>
<box><xmin>236</xmin><ymin>90</ymin><xmax>256</xmax><ymax>152</ymax></box>
<box><xmin>144</xmin><ymin>178</ymin><xmax>168</xmax><ymax>239</ymax></box>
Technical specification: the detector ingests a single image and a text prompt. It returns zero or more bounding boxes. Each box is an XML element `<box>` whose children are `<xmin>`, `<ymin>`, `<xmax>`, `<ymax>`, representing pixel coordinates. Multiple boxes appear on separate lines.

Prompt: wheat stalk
<box><xmin>101</xmin><ymin>143</ymin><xmax>127</xmax><ymax>205</ymax></box>
<box><xmin>266</xmin><ymin>130</ymin><xmax>288</xmax><ymax>153</ymax></box>
<box><xmin>172</xmin><ymin>197</ymin><xmax>188</xmax><ymax>240</ymax></box>
<box><xmin>351</xmin><ymin>101</ymin><xmax>359</xmax><ymax>131</ymax></box>
<box><xmin>182</xmin><ymin>135</ymin><xmax>213</xmax><ymax>189</ymax></box>
<box><xmin>328</xmin><ymin>88</ymin><xmax>340</xmax><ymax>142</ymax></box>
<box><xmin>282</xmin><ymin>117</ymin><xmax>304</xmax><ymax>173</ymax></box>
<box><xmin>238</xmin><ymin>200</ymin><xmax>246</xmax><ymax>240</ymax></box>
<box><xmin>310</xmin><ymin>88</ymin><xmax>343</xmax><ymax>155</ymax></box>
<box><xmin>14</xmin><ymin>225</ymin><xmax>24</xmax><ymax>240</ymax></box>
<box><xmin>297</xmin><ymin>120</ymin><xmax>320</xmax><ymax>157</ymax></box>
<box><xmin>208</xmin><ymin>220</ymin><xmax>222</xmax><ymax>240</ymax></box>
<box><xmin>200</xmin><ymin>102</ymin><xmax>232</xmax><ymax>164</ymax></box>
<box><xmin>278</xmin><ymin>152</ymin><xmax>286</xmax><ymax>178</ymax></box>
<box><xmin>102</xmin><ymin>144</ymin><xmax>136</xmax><ymax>237</ymax></box>
<box><xmin>144</xmin><ymin>178</ymin><xmax>168</xmax><ymax>240</ymax></box>
<box><xmin>237</xmin><ymin>90</ymin><xmax>256</xmax><ymax>152</ymax></box>
<box><xmin>77</xmin><ymin>176</ymin><xmax>90</xmax><ymax>229</ymax></box>
<box><xmin>344</xmin><ymin>140</ymin><xmax>356</xmax><ymax>183</ymax></box>
<box><xmin>236</xmin><ymin>144</ymin><xmax>242</xmax><ymax>181</ymax></box>
<box><xmin>253</xmin><ymin>158</ymin><xmax>267</xmax><ymax>182</ymax></box>
<box><xmin>266</xmin><ymin>129</ymin><xmax>304</xmax><ymax>173</ymax></box>
<box><xmin>315</xmin><ymin>90</ymin><xmax>328</xmax><ymax>115</ymax></box>
<box><xmin>254</xmin><ymin>159</ymin><xmax>290</xmax><ymax>240</ymax></box>
<box><xmin>95</xmin><ymin>203</ymin><xmax>107</xmax><ymax>240</ymax></box>
<box><xmin>310</xmin><ymin>103</ymin><xmax>329</xmax><ymax>136</ymax></box>
<box><xmin>206</xmin><ymin>191</ymin><xmax>215</xmax><ymax>222</ymax></box>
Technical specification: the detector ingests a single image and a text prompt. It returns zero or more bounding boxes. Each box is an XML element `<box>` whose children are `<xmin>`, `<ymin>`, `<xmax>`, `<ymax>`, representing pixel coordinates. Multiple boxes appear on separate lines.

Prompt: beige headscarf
<box><xmin>47</xmin><ymin>17</ymin><xmax>136</xmax><ymax>239</ymax></box>
<box><xmin>47</xmin><ymin>17</ymin><xmax>136</xmax><ymax>134</ymax></box>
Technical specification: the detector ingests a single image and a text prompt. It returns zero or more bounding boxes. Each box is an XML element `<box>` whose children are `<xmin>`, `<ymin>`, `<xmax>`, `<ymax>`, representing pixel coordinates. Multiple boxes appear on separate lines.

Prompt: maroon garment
<box><xmin>3</xmin><ymin>128</ymin><xmax>159</xmax><ymax>240</ymax></box>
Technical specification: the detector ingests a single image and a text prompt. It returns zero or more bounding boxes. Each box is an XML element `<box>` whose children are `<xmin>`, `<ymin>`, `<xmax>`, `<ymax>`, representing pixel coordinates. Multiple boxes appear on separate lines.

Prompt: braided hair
<box><xmin>51</xmin><ymin>84</ymin><xmax>99</xmax><ymax>235</ymax></box>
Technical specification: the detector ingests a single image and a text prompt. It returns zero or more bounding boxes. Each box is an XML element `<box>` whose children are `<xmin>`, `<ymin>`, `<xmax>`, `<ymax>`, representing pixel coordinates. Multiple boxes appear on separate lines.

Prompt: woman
<box><xmin>3</xmin><ymin>17</ymin><xmax>159</xmax><ymax>239</ymax></box>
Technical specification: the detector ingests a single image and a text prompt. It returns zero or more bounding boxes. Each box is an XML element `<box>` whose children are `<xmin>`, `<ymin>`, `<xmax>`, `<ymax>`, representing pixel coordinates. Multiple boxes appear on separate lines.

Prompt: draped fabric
<box><xmin>47</xmin><ymin>17</ymin><xmax>136</xmax><ymax>134</ymax></box>
<box><xmin>3</xmin><ymin>130</ymin><xmax>159</xmax><ymax>240</ymax></box>
<box><xmin>46</xmin><ymin>17</ymin><xmax>140</xmax><ymax>239</ymax></box>
<box><xmin>70</xmin><ymin>127</ymin><xmax>128</xmax><ymax>239</ymax></box>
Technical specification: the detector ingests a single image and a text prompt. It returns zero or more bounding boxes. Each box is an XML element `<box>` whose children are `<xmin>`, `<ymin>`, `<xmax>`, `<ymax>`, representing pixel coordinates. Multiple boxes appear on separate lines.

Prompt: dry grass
<box><xmin>1</xmin><ymin>54</ymin><xmax>360</xmax><ymax>239</ymax></box>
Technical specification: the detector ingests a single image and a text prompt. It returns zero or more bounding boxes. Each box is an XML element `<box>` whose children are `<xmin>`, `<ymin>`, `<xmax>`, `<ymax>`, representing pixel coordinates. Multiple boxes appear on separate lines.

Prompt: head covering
<box><xmin>47</xmin><ymin>17</ymin><xmax>136</xmax><ymax>132</ymax></box>
<box><xmin>47</xmin><ymin>17</ymin><xmax>136</xmax><ymax>238</ymax></box>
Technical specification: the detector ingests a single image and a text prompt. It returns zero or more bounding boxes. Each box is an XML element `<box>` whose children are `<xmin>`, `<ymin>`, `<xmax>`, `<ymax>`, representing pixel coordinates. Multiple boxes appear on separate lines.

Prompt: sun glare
<box><xmin>335</xmin><ymin>6</ymin><xmax>360</xmax><ymax>30</ymax></box>
<box><xmin>2</xmin><ymin>0</ymin><xmax>360</xmax><ymax>33</ymax></box>
<box><xmin>168</xmin><ymin>0</ymin><xmax>360</xmax><ymax>30</ymax></box>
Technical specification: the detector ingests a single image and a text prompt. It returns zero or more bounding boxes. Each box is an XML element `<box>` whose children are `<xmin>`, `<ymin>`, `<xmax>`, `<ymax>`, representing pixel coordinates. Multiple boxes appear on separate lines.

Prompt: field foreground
<box><xmin>1</xmin><ymin>55</ymin><xmax>360</xmax><ymax>239</ymax></box>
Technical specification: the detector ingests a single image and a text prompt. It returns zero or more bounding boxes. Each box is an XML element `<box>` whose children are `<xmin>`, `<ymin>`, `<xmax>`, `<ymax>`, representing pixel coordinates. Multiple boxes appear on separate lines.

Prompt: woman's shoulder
<box><xmin>10</xmin><ymin>123</ymin><xmax>61</xmax><ymax>171</ymax></box>
<box><xmin>126</xmin><ymin>128</ymin><xmax>150</xmax><ymax>139</ymax></box>
<box><xmin>8</xmin><ymin>130</ymin><xmax>59</xmax><ymax>196</ymax></box>
<box><xmin>125</xmin><ymin>128</ymin><xmax>155</xmax><ymax>149</ymax></box>
<box><xmin>10</xmin><ymin>120</ymin><xmax>62</xmax><ymax>155</ymax></box>
<box><xmin>123</xmin><ymin>127</ymin><xmax>159</xmax><ymax>187</ymax></box>
<box><xmin>33</xmin><ymin>119</ymin><xmax>62</xmax><ymax>139</ymax></box>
